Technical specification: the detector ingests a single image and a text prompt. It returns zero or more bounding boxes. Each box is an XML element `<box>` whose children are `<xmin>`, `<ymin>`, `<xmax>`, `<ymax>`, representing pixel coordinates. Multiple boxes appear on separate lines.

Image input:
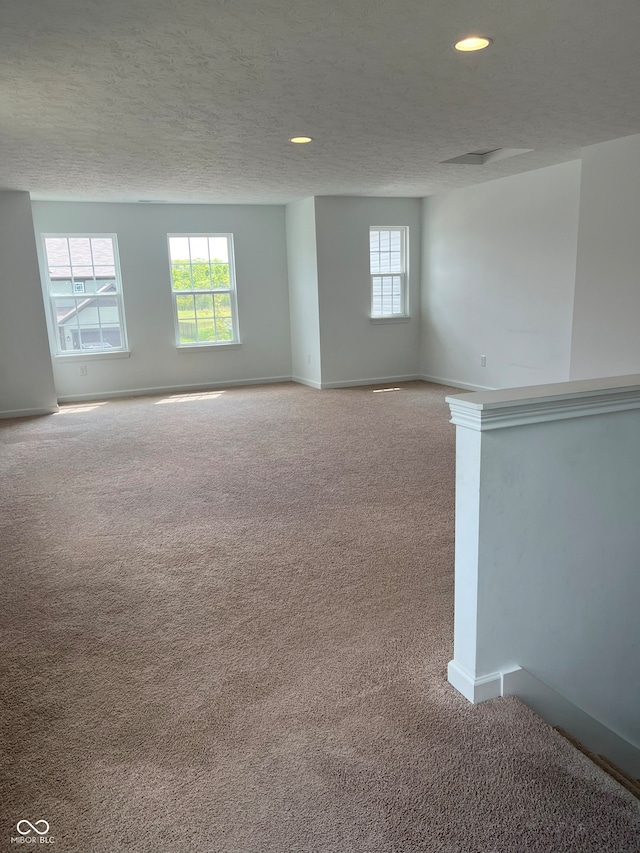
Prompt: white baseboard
<box><xmin>420</xmin><ymin>373</ymin><xmax>495</xmax><ymax>392</ymax></box>
<box><xmin>501</xmin><ymin>666</ymin><xmax>640</xmax><ymax>778</ymax></box>
<box><xmin>291</xmin><ymin>376</ymin><xmax>322</xmax><ymax>389</ymax></box>
<box><xmin>56</xmin><ymin>376</ymin><xmax>292</xmax><ymax>403</ymax></box>
<box><xmin>447</xmin><ymin>660</ymin><xmax>502</xmax><ymax>703</ymax></box>
<box><xmin>0</xmin><ymin>405</ymin><xmax>59</xmax><ymax>420</ymax></box>
<box><xmin>320</xmin><ymin>374</ymin><xmax>420</xmax><ymax>389</ymax></box>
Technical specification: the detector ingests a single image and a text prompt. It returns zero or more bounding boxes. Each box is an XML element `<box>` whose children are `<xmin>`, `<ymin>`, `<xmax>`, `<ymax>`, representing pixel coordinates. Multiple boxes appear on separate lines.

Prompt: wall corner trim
<box><xmin>291</xmin><ymin>376</ymin><xmax>322</xmax><ymax>390</ymax></box>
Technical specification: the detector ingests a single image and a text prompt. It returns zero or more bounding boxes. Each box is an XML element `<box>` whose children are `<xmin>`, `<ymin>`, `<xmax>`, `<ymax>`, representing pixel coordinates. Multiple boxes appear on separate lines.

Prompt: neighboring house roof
<box><xmin>57</xmin><ymin>282</ymin><xmax>119</xmax><ymax>328</ymax></box>
<box><xmin>58</xmin><ymin>303</ymin><xmax>120</xmax><ymax>328</ymax></box>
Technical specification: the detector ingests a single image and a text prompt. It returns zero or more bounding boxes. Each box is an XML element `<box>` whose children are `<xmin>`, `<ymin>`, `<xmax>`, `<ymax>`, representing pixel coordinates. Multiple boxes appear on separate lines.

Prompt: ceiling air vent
<box><xmin>441</xmin><ymin>148</ymin><xmax>533</xmax><ymax>165</ymax></box>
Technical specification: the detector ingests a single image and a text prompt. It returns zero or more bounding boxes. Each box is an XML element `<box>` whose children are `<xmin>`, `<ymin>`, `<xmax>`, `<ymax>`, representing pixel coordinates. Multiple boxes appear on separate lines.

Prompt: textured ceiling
<box><xmin>1</xmin><ymin>0</ymin><xmax>640</xmax><ymax>204</ymax></box>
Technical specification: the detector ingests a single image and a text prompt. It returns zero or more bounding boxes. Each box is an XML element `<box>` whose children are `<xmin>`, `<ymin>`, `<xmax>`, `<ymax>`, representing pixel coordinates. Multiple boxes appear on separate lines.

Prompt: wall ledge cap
<box><xmin>447</xmin><ymin>374</ymin><xmax>640</xmax><ymax>430</ymax></box>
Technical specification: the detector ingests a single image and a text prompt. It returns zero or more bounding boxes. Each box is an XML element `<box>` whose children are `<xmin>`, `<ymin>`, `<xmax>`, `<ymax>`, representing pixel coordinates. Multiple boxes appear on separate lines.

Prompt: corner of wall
<box><xmin>0</xmin><ymin>192</ymin><xmax>57</xmax><ymax>415</ymax></box>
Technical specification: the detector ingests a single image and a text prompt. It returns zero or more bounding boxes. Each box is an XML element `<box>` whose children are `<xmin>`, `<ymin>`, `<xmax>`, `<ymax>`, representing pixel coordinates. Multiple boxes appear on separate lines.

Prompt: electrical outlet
<box><xmin>80</xmin><ymin>365</ymin><xmax>88</xmax><ymax>376</ymax></box>
<box><xmin>307</xmin><ymin>354</ymin><xmax>311</xmax><ymax>365</ymax></box>
<box><xmin>480</xmin><ymin>355</ymin><xmax>487</xmax><ymax>367</ymax></box>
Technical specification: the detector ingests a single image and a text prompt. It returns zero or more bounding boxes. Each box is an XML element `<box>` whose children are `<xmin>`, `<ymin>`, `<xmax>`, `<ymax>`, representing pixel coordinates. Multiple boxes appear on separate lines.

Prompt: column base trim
<box><xmin>447</xmin><ymin>660</ymin><xmax>502</xmax><ymax>703</ymax></box>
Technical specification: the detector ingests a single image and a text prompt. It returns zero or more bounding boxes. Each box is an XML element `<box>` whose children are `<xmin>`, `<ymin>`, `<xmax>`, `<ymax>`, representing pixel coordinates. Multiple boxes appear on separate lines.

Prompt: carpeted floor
<box><xmin>1</xmin><ymin>381</ymin><xmax>638</xmax><ymax>853</ymax></box>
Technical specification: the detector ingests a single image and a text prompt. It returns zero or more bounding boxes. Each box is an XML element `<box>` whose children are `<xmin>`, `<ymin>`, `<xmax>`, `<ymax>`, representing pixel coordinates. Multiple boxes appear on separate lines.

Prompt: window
<box><xmin>369</xmin><ymin>227</ymin><xmax>408</xmax><ymax>317</ymax></box>
<box><xmin>168</xmin><ymin>234</ymin><xmax>239</xmax><ymax>347</ymax></box>
<box><xmin>42</xmin><ymin>235</ymin><xmax>128</xmax><ymax>354</ymax></box>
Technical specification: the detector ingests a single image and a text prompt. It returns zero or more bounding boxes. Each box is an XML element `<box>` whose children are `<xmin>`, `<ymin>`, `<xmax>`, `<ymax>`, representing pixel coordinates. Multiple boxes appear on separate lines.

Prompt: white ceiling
<box><xmin>2</xmin><ymin>0</ymin><xmax>640</xmax><ymax>204</ymax></box>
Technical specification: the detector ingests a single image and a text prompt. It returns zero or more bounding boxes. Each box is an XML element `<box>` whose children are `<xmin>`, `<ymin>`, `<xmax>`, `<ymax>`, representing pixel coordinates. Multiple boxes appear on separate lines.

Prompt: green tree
<box><xmin>172</xmin><ymin>260</ymin><xmax>233</xmax><ymax>343</ymax></box>
<box><xmin>171</xmin><ymin>260</ymin><xmax>229</xmax><ymax>290</ymax></box>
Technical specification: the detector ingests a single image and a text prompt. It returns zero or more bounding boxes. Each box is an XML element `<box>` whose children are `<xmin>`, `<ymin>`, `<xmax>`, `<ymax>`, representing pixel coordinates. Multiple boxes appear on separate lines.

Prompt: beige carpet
<box><xmin>1</xmin><ymin>381</ymin><xmax>638</xmax><ymax>853</ymax></box>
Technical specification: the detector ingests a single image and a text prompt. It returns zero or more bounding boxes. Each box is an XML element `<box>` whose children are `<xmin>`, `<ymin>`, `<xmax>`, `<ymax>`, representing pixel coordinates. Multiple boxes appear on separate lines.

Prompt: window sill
<box><xmin>370</xmin><ymin>316</ymin><xmax>410</xmax><ymax>324</ymax></box>
<box><xmin>176</xmin><ymin>342</ymin><xmax>241</xmax><ymax>352</ymax></box>
<box><xmin>55</xmin><ymin>350</ymin><xmax>131</xmax><ymax>362</ymax></box>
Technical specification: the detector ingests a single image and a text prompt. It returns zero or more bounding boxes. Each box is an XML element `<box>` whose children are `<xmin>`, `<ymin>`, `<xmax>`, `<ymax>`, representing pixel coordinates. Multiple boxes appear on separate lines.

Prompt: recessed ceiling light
<box><xmin>454</xmin><ymin>36</ymin><xmax>492</xmax><ymax>52</ymax></box>
<box><xmin>289</xmin><ymin>136</ymin><xmax>313</xmax><ymax>144</ymax></box>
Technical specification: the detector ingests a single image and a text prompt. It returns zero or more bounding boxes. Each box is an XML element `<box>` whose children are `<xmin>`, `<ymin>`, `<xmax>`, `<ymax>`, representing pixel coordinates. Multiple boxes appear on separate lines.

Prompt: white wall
<box><xmin>422</xmin><ymin>162</ymin><xmax>581</xmax><ymax>390</ymax></box>
<box><xmin>285</xmin><ymin>198</ymin><xmax>322</xmax><ymax>387</ymax></box>
<box><xmin>448</xmin><ymin>377</ymin><xmax>640</xmax><ymax>763</ymax></box>
<box><xmin>314</xmin><ymin>197</ymin><xmax>421</xmax><ymax>387</ymax></box>
<box><xmin>12</xmin><ymin>136</ymin><xmax>640</xmax><ymax>407</ymax></box>
<box><xmin>571</xmin><ymin>134</ymin><xmax>640</xmax><ymax>380</ymax></box>
<box><xmin>31</xmin><ymin>202</ymin><xmax>291</xmax><ymax>400</ymax></box>
<box><xmin>478</xmin><ymin>413</ymin><xmax>640</xmax><ymax>747</ymax></box>
<box><xmin>0</xmin><ymin>192</ymin><xmax>57</xmax><ymax>417</ymax></box>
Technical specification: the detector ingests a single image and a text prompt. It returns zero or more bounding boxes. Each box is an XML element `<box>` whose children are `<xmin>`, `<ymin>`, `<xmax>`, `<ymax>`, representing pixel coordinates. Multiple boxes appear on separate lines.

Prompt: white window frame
<box><xmin>40</xmin><ymin>233</ymin><xmax>129</xmax><ymax>358</ymax></box>
<box><xmin>167</xmin><ymin>233</ymin><xmax>240</xmax><ymax>348</ymax></box>
<box><xmin>369</xmin><ymin>226</ymin><xmax>409</xmax><ymax>319</ymax></box>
